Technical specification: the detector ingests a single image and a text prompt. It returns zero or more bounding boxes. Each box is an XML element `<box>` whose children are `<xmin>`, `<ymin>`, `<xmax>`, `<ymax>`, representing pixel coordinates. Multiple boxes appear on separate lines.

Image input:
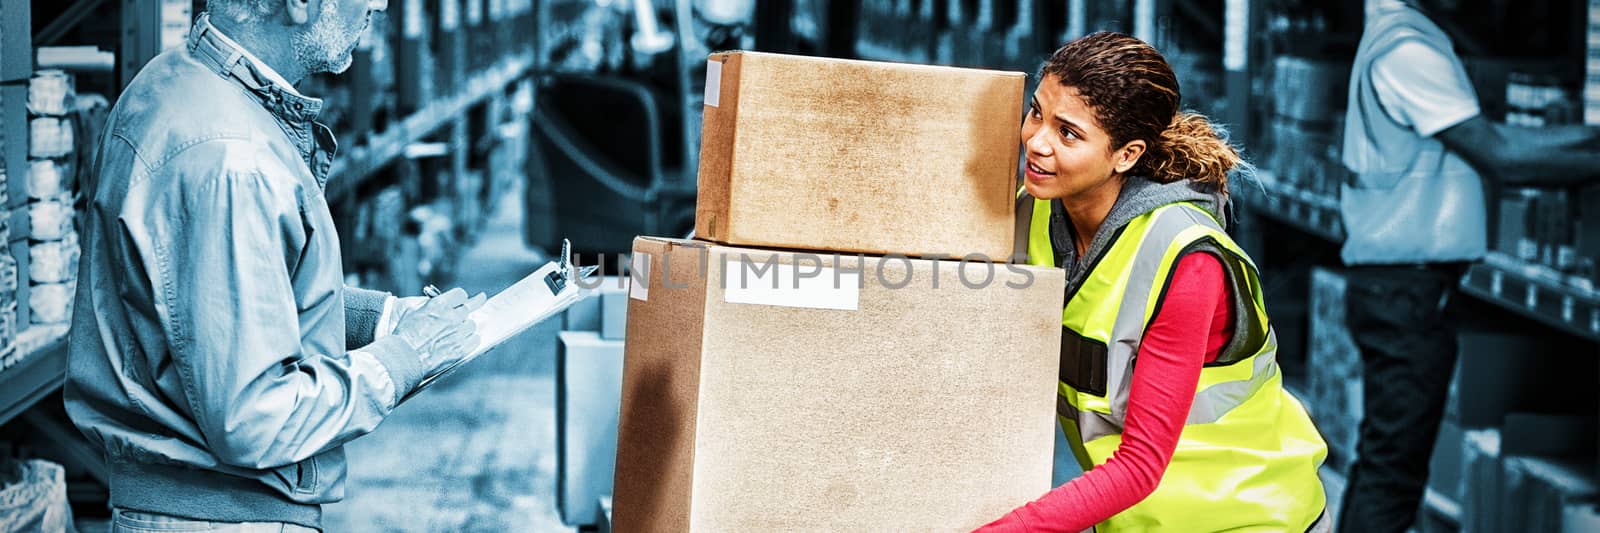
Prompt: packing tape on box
<box><xmin>29</xmin><ymin>118</ymin><xmax>74</xmax><ymax>159</ymax></box>
<box><xmin>27</xmin><ymin>70</ymin><xmax>73</xmax><ymax>117</ymax></box>
<box><xmin>29</xmin><ymin>200</ymin><xmax>74</xmax><ymax>241</ymax></box>
<box><xmin>27</xmin><ymin>159</ymin><xmax>70</xmax><ymax>200</ymax></box>
<box><xmin>29</xmin><ymin>280</ymin><xmax>75</xmax><ymax>325</ymax></box>
<box><xmin>29</xmin><ymin>235</ymin><xmax>78</xmax><ymax>284</ymax></box>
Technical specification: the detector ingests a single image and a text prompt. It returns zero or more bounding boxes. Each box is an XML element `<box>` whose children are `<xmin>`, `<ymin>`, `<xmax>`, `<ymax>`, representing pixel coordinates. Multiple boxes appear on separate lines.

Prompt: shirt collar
<box><xmin>187</xmin><ymin>14</ymin><xmax>324</xmax><ymax>124</ymax></box>
<box><xmin>206</xmin><ymin>21</ymin><xmax>303</xmax><ymax>97</ymax></box>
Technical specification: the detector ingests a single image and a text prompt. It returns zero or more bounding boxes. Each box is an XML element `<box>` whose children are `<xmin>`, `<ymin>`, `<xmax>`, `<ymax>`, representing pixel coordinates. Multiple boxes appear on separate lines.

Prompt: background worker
<box><xmin>1338</xmin><ymin>2</ymin><xmax>1600</xmax><ymax>531</ymax></box>
<box><xmin>66</xmin><ymin>1</ymin><xmax>483</xmax><ymax>530</ymax></box>
<box><xmin>978</xmin><ymin>32</ymin><xmax>1328</xmax><ymax>532</ymax></box>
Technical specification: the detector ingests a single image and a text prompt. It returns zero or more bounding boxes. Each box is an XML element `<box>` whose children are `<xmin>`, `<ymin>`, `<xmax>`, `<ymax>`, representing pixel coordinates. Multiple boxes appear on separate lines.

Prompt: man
<box><xmin>1338</xmin><ymin>1</ymin><xmax>1600</xmax><ymax>531</ymax></box>
<box><xmin>66</xmin><ymin>1</ymin><xmax>482</xmax><ymax>530</ymax></box>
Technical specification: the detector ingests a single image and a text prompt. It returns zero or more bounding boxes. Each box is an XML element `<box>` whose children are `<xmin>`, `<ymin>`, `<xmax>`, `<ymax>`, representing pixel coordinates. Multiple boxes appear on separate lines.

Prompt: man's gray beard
<box><xmin>293</xmin><ymin>6</ymin><xmax>359</xmax><ymax>75</ymax></box>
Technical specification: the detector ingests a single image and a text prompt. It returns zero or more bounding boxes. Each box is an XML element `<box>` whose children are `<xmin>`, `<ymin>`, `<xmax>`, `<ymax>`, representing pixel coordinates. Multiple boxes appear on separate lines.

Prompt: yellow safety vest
<box><xmin>1023</xmin><ymin>194</ymin><xmax>1328</xmax><ymax>532</ymax></box>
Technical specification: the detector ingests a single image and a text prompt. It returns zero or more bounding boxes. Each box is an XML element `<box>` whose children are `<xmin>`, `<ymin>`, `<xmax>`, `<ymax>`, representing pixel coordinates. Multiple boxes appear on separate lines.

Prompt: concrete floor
<box><xmin>321</xmin><ymin>190</ymin><xmax>573</xmax><ymax>532</ymax></box>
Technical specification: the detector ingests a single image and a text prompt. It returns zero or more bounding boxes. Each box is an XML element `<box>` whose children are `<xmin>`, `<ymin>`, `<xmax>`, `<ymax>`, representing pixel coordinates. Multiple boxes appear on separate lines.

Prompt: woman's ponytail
<box><xmin>1135</xmin><ymin>112</ymin><xmax>1246</xmax><ymax>194</ymax></box>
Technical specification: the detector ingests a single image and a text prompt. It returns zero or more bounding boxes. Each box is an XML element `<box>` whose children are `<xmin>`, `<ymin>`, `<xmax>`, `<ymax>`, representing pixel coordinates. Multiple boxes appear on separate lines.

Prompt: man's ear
<box><xmin>1114</xmin><ymin>139</ymin><xmax>1147</xmax><ymax>174</ymax></box>
<box><xmin>284</xmin><ymin>0</ymin><xmax>313</xmax><ymax>25</ymax></box>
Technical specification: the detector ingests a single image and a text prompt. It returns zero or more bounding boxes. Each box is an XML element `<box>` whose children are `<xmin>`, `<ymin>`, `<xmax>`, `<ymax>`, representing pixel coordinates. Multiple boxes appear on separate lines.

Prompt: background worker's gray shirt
<box><xmin>65</xmin><ymin>24</ymin><xmax>429</xmax><ymax>514</ymax></box>
<box><xmin>1340</xmin><ymin>3</ymin><xmax>1488</xmax><ymax>265</ymax></box>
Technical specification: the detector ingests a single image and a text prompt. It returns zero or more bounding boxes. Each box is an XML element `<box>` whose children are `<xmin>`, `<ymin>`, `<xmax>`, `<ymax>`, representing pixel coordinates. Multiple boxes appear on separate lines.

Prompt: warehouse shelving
<box><xmin>0</xmin><ymin>327</ymin><xmax>69</xmax><ymax>427</ymax></box>
<box><xmin>1241</xmin><ymin>170</ymin><xmax>1600</xmax><ymax>343</ymax></box>
<box><xmin>1460</xmin><ymin>253</ymin><xmax>1600</xmax><ymax>343</ymax></box>
<box><xmin>1239</xmin><ymin>170</ymin><xmax>1344</xmax><ymax>242</ymax></box>
<box><xmin>326</xmin><ymin>48</ymin><xmax>534</xmax><ymax>203</ymax></box>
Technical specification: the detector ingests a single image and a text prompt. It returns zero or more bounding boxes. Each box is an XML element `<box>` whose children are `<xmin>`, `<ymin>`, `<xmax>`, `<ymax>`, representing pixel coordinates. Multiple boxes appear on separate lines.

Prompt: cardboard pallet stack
<box><xmin>613</xmin><ymin>51</ymin><xmax>1066</xmax><ymax>531</ymax></box>
<box><xmin>24</xmin><ymin>70</ymin><xmax>78</xmax><ymax>333</ymax></box>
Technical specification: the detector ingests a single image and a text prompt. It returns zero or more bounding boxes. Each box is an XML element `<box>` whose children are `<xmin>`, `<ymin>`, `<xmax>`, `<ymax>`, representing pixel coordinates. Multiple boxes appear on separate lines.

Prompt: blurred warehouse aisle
<box><xmin>322</xmin><ymin>186</ymin><xmax>572</xmax><ymax>533</ymax></box>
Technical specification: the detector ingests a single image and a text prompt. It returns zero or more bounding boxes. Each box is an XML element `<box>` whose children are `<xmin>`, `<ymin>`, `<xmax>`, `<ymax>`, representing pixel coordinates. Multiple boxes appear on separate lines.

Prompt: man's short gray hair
<box><xmin>206</xmin><ymin>0</ymin><xmax>280</xmax><ymax>22</ymax></box>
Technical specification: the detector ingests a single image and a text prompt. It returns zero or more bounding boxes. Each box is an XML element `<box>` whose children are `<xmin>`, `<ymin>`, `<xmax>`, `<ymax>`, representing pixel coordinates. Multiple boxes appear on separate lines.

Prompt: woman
<box><xmin>978</xmin><ymin>33</ymin><xmax>1329</xmax><ymax>532</ymax></box>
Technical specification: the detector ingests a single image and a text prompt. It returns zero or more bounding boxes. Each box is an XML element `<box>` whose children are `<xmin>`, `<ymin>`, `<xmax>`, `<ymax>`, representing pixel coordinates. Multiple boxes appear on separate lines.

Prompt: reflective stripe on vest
<box><xmin>1024</xmin><ymin>195</ymin><xmax>1328</xmax><ymax>531</ymax></box>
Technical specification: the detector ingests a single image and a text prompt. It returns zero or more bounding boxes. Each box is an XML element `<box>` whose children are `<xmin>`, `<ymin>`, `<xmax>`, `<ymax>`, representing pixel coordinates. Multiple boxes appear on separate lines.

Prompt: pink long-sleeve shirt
<box><xmin>977</xmin><ymin>252</ymin><xmax>1234</xmax><ymax>532</ymax></box>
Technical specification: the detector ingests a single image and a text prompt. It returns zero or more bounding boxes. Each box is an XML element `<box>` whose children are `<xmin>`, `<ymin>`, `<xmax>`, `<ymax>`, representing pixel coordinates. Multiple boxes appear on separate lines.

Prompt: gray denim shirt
<box><xmin>64</xmin><ymin>16</ymin><xmax>426</xmax><ymax>527</ymax></box>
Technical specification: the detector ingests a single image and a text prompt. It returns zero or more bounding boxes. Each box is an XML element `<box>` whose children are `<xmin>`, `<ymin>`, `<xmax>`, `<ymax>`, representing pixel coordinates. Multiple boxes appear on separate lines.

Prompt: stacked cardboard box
<box><xmin>1307</xmin><ymin>267</ymin><xmax>1361</xmax><ymax>473</ymax></box>
<box><xmin>614</xmin><ymin>52</ymin><xmax>1064</xmax><ymax>531</ymax></box>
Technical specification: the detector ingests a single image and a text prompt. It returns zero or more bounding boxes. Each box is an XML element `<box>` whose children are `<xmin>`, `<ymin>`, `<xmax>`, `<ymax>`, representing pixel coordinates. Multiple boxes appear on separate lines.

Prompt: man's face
<box><xmin>294</xmin><ymin>0</ymin><xmax>385</xmax><ymax>75</ymax></box>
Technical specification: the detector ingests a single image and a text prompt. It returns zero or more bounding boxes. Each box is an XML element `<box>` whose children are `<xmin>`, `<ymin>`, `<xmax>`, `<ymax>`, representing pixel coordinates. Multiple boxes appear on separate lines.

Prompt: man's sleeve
<box><xmin>345</xmin><ymin>286</ymin><xmax>394</xmax><ymax>348</ymax></box>
<box><xmin>127</xmin><ymin>141</ymin><xmax>426</xmax><ymax>470</ymax></box>
<box><xmin>1369</xmin><ymin>39</ymin><xmax>1482</xmax><ymax>137</ymax></box>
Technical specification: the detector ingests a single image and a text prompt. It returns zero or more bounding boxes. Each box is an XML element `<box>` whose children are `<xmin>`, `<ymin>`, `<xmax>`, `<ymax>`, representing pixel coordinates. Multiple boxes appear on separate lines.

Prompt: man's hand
<box><xmin>393</xmin><ymin>288</ymin><xmax>486</xmax><ymax>370</ymax></box>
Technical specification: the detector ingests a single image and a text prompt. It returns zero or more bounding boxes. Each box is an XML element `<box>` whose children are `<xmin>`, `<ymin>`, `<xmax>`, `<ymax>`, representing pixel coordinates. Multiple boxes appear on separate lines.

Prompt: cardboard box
<box><xmin>695</xmin><ymin>52</ymin><xmax>1024</xmax><ymax>259</ymax></box>
<box><xmin>1461</xmin><ymin>429</ymin><xmax>1502</xmax><ymax>533</ymax></box>
<box><xmin>1502</xmin><ymin>456</ymin><xmax>1598</xmax><ymax>533</ymax></box>
<box><xmin>556</xmin><ymin>331</ymin><xmax>625</xmax><ymax>527</ymax></box>
<box><xmin>614</xmin><ymin>237</ymin><xmax>1063</xmax><ymax>531</ymax></box>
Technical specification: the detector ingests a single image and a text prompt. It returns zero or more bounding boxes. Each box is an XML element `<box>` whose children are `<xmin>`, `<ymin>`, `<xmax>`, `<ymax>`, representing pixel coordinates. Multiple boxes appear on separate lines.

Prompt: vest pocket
<box><xmin>1060</xmin><ymin>327</ymin><xmax>1108</xmax><ymax>397</ymax></box>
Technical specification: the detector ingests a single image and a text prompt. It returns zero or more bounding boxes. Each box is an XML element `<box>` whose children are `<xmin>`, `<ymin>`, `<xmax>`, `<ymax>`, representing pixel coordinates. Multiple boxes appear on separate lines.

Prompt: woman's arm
<box><xmin>975</xmin><ymin>252</ymin><xmax>1225</xmax><ymax>532</ymax></box>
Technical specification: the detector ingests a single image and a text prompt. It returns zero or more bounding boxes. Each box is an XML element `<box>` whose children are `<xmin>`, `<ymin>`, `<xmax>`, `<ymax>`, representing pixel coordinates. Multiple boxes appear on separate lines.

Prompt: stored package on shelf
<box><xmin>25</xmin><ymin>71</ymin><xmax>73</xmax><ymax>117</ymax></box>
<box><xmin>1507</xmin><ymin>72</ymin><xmax>1581</xmax><ymax>127</ymax></box>
<box><xmin>1579</xmin><ymin>185</ymin><xmax>1600</xmax><ymax>279</ymax></box>
<box><xmin>28</xmin><ymin>118</ymin><xmax>74</xmax><ymax>159</ymax></box>
<box><xmin>28</xmin><ymin>233</ymin><xmax>79</xmax><ymax>285</ymax></box>
<box><xmin>1270</xmin><ymin>56</ymin><xmax>1351</xmax><ymax>124</ymax></box>
<box><xmin>28</xmin><ymin>279</ymin><xmax>74</xmax><ymax>325</ymax></box>
<box><xmin>1500</xmin><ymin>188</ymin><xmax>1540</xmax><ymax>261</ymax></box>
<box><xmin>1501</xmin><ymin>456</ymin><xmax>1599</xmax><ymax>532</ymax></box>
<box><xmin>1462</xmin><ymin>429</ymin><xmax>1502</xmax><ymax>533</ymax></box>
<box><xmin>25</xmin><ymin>159</ymin><xmax>69</xmax><ymax>201</ymax></box>
<box><xmin>28</xmin><ymin>199</ymin><xmax>74</xmax><ymax>242</ymax></box>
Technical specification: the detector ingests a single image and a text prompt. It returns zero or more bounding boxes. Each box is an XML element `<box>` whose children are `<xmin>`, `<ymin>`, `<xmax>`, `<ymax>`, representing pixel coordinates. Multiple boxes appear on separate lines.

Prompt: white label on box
<box><xmin>704</xmin><ymin>60</ymin><xmax>723</xmax><ymax>107</ymax></box>
<box><xmin>629</xmin><ymin>252</ymin><xmax>650</xmax><ymax>301</ymax></box>
<box><xmin>722</xmin><ymin>257</ymin><xmax>859</xmax><ymax>311</ymax></box>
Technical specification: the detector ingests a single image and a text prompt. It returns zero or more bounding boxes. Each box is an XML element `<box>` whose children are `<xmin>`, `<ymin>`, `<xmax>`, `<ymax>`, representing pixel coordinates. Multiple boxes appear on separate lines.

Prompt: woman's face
<box><xmin>1020</xmin><ymin>75</ymin><xmax>1144</xmax><ymax>201</ymax></box>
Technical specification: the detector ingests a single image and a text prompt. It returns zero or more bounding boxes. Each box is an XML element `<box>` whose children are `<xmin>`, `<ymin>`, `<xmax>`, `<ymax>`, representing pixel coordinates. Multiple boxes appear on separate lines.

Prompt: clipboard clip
<box><xmin>546</xmin><ymin>238</ymin><xmax>601</xmax><ymax>294</ymax></box>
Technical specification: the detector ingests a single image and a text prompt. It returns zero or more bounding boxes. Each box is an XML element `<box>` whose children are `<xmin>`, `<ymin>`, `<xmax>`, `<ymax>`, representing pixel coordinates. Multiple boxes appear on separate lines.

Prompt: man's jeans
<box><xmin>111</xmin><ymin>509</ymin><xmax>319</xmax><ymax>533</ymax></box>
<box><xmin>1336</xmin><ymin>264</ymin><xmax>1463</xmax><ymax>533</ymax></box>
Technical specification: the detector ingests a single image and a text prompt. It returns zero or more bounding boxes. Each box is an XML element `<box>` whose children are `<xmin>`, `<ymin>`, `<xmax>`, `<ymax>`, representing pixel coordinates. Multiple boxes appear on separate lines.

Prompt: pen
<box><xmin>423</xmin><ymin>285</ymin><xmax>441</xmax><ymax>298</ymax></box>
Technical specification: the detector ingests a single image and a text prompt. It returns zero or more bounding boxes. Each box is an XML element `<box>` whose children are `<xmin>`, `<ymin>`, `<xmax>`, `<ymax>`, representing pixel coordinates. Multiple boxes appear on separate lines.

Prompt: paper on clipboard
<box><xmin>405</xmin><ymin>249</ymin><xmax>600</xmax><ymax>399</ymax></box>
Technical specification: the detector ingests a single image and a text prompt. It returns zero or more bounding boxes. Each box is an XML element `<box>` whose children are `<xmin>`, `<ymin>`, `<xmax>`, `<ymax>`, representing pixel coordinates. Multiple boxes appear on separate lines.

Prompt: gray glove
<box><xmin>394</xmin><ymin>288</ymin><xmax>486</xmax><ymax>372</ymax></box>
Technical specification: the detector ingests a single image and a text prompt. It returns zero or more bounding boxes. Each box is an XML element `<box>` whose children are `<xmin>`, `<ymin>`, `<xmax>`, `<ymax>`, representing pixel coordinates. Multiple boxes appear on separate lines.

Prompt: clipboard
<box><xmin>402</xmin><ymin>239</ymin><xmax>601</xmax><ymax>401</ymax></box>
